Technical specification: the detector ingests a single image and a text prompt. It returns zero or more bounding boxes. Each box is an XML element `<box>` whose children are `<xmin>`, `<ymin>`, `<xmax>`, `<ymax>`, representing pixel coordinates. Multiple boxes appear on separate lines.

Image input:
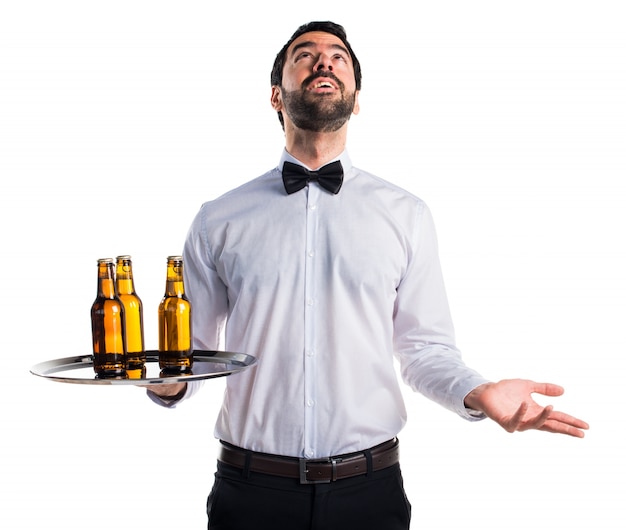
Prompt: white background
<box><xmin>1</xmin><ymin>1</ymin><xmax>624</xmax><ymax>528</ymax></box>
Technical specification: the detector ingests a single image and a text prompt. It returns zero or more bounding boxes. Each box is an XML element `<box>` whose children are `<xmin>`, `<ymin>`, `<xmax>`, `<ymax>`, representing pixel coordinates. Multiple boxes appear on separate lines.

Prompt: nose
<box><xmin>314</xmin><ymin>54</ymin><xmax>333</xmax><ymax>72</ymax></box>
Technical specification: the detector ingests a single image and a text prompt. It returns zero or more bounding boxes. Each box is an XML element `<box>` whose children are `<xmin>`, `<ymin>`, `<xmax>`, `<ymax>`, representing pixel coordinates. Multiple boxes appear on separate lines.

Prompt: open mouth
<box><xmin>308</xmin><ymin>79</ymin><xmax>337</xmax><ymax>92</ymax></box>
<box><xmin>304</xmin><ymin>71</ymin><xmax>342</xmax><ymax>92</ymax></box>
<box><xmin>312</xmin><ymin>80</ymin><xmax>334</xmax><ymax>89</ymax></box>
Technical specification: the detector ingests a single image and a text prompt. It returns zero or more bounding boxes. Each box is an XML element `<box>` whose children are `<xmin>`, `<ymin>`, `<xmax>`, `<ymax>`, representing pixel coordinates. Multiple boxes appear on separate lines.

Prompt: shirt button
<box><xmin>307</xmin><ymin>399</ymin><xmax>315</xmax><ymax>407</ymax></box>
<box><xmin>307</xmin><ymin>250</ymin><xmax>315</xmax><ymax>257</ymax></box>
<box><xmin>306</xmin><ymin>298</ymin><xmax>314</xmax><ymax>306</ymax></box>
<box><xmin>309</xmin><ymin>204</ymin><xmax>317</xmax><ymax>210</ymax></box>
<box><xmin>306</xmin><ymin>349</ymin><xmax>315</xmax><ymax>357</ymax></box>
<box><xmin>305</xmin><ymin>450</ymin><xmax>314</xmax><ymax>458</ymax></box>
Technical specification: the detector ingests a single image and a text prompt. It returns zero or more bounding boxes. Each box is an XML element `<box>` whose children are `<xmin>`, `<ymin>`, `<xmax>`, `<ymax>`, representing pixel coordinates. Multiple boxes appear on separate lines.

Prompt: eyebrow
<box><xmin>290</xmin><ymin>40</ymin><xmax>350</xmax><ymax>58</ymax></box>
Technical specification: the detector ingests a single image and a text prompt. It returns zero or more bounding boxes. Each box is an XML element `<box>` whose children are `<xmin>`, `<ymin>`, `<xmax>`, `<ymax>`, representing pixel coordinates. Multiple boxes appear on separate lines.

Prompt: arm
<box><xmin>145</xmin><ymin>203</ymin><xmax>229</xmax><ymax>406</ymax></box>
<box><xmin>394</xmin><ymin>203</ymin><xmax>489</xmax><ymax>418</ymax></box>
<box><xmin>395</xmin><ymin>204</ymin><xmax>589</xmax><ymax>437</ymax></box>
<box><xmin>464</xmin><ymin>379</ymin><xmax>589</xmax><ymax>438</ymax></box>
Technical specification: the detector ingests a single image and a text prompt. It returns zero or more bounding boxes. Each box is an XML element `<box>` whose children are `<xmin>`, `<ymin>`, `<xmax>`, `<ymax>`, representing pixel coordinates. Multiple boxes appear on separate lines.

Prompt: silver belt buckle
<box><xmin>299</xmin><ymin>457</ymin><xmax>342</xmax><ymax>484</ymax></box>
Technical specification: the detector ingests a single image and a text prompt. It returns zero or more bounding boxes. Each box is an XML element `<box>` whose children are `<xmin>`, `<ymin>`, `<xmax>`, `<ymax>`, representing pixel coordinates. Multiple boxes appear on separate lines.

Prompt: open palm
<box><xmin>466</xmin><ymin>379</ymin><xmax>588</xmax><ymax>438</ymax></box>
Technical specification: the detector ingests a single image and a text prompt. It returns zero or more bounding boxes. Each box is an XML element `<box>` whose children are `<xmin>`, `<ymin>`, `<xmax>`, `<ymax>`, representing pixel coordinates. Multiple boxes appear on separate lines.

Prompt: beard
<box><xmin>281</xmin><ymin>73</ymin><xmax>357</xmax><ymax>133</ymax></box>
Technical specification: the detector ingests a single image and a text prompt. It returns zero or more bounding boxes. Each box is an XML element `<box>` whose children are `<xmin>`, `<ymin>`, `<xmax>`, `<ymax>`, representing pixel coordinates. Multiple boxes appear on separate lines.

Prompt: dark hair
<box><xmin>270</xmin><ymin>21</ymin><xmax>362</xmax><ymax>127</ymax></box>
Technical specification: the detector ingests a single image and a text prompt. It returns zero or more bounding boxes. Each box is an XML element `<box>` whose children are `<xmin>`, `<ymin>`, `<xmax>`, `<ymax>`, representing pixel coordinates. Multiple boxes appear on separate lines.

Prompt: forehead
<box><xmin>287</xmin><ymin>31</ymin><xmax>350</xmax><ymax>56</ymax></box>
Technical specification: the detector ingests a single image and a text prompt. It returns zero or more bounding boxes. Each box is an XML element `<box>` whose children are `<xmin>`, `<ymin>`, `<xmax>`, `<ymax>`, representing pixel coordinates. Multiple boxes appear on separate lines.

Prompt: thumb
<box><xmin>532</xmin><ymin>382</ymin><xmax>565</xmax><ymax>397</ymax></box>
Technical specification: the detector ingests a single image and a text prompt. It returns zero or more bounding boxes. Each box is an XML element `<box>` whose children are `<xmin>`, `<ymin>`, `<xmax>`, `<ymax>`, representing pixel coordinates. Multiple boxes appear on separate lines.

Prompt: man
<box><xmin>148</xmin><ymin>21</ymin><xmax>589</xmax><ymax>529</ymax></box>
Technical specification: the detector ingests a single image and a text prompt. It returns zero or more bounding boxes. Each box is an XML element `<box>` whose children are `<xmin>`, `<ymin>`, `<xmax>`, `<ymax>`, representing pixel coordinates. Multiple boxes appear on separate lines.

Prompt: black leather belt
<box><xmin>218</xmin><ymin>438</ymin><xmax>400</xmax><ymax>484</ymax></box>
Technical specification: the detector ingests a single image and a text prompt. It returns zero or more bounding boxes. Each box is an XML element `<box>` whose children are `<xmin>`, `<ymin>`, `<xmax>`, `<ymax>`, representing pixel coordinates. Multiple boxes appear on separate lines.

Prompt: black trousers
<box><xmin>206</xmin><ymin>460</ymin><xmax>412</xmax><ymax>530</ymax></box>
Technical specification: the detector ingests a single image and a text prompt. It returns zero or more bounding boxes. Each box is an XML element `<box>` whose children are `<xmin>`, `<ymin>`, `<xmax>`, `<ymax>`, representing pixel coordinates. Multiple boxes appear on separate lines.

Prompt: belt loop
<box><xmin>364</xmin><ymin>448</ymin><xmax>373</xmax><ymax>478</ymax></box>
<box><xmin>243</xmin><ymin>451</ymin><xmax>252</xmax><ymax>479</ymax></box>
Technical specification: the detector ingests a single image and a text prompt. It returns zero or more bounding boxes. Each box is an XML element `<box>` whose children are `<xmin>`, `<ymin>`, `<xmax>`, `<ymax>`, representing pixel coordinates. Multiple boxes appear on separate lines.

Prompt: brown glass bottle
<box><xmin>91</xmin><ymin>258</ymin><xmax>126</xmax><ymax>378</ymax></box>
<box><xmin>115</xmin><ymin>255</ymin><xmax>145</xmax><ymax>373</ymax></box>
<box><xmin>158</xmin><ymin>256</ymin><xmax>193</xmax><ymax>373</ymax></box>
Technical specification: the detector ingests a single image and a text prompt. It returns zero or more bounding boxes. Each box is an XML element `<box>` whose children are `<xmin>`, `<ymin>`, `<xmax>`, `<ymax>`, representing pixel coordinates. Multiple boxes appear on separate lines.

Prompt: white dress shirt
<box><xmin>177</xmin><ymin>150</ymin><xmax>488</xmax><ymax>458</ymax></box>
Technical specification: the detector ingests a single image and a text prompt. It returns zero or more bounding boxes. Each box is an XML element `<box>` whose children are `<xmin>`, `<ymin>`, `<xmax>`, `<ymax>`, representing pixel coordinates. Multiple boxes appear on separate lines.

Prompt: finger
<box><xmin>531</xmin><ymin>382</ymin><xmax>565</xmax><ymax>397</ymax></box>
<box><xmin>518</xmin><ymin>404</ymin><xmax>553</xmax><ymax>432</ymax></box>
<box><xmin>539</xmin><ymin>419</ymin><xmax>588</xmax><ymax>438</ymax></box>
<box><xmin>547</xmin><ymin>410</ymin><xmax>590</xmax><ymax>431</ymax></box>
<box><xmin>502</xmin><ymin>401</ymin><xmax>529</xmax><ymax>432</ymax></box>
<box><xmin>530</xmin><ymin>408</ymin><xmax>589</xmax><ymax>437</ymax></box>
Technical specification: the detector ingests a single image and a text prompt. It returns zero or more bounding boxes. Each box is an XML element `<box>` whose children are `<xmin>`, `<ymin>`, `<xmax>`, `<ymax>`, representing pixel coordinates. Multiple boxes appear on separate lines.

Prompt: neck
<box><xmin>284</xmin><ymin>122</ymin><xmax>347</xmax><ymax>169</ymax></box>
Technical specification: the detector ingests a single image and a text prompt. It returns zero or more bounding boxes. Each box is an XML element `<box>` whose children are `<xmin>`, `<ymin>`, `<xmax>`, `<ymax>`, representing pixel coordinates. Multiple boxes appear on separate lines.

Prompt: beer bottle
<box><xmin>158</xmin><ymin>256</ymin><xmax>193</xmax><ymax>373</ymax></box>
<box><xmin>115</xmin><ymin>255</ymin><xmax>145</xmax><ymax>378</ymax></box>
<box><xmin>91</xmin><ymin>258</ymin><xmax>126</xmax><ymax>378</ymax></box>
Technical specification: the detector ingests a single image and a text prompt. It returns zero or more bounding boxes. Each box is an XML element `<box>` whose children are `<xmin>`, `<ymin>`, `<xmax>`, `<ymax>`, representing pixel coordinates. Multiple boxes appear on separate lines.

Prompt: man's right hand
<box><xmin>144</xmin><ymin>382</ymin><xmax>187</xmax><ymax>399</ymax></box>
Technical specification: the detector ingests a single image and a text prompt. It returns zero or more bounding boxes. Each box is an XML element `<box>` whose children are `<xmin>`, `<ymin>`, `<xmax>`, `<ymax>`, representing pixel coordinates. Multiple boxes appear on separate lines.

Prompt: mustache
<box><xmin>302</xmin><ymin>70</ymin><xmax>345</xmax><ymax>90</ymax></box>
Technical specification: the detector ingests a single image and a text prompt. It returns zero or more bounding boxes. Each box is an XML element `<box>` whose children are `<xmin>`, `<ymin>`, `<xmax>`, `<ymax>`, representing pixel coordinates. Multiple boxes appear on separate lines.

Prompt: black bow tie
<box><xmin>282</xmin><ymin>160</ymin><xmax>344</xmax><ymax>195</ymax></box>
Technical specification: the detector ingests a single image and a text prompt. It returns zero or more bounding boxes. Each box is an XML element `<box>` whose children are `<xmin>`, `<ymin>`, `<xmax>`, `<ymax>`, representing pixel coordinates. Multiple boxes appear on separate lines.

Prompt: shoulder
<box><xmin>212</xmin><ymin>167</ymin><xmax>282</xmax><ymax>202</ymax></box>
<box><xmin>195</xmin><ymin>168</ymin><xmax>284</xmax><ymax>217</ymax></box>
<box><xmin>350</xmin><ymin>166</ymin><xmax>428</xmax><ymax>212</ymax></box>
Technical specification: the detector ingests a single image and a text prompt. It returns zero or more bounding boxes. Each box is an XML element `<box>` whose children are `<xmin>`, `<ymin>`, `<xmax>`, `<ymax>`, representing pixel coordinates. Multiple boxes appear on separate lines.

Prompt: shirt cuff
<box><xmin>456</xmin><ymin>379</ymin><xmax>490</xmax><ymax>421</ymax></box>
<box><xmin>465</xmin><ymin>407</ymin><xmax>486</xmax><ymax>419</ymax></box>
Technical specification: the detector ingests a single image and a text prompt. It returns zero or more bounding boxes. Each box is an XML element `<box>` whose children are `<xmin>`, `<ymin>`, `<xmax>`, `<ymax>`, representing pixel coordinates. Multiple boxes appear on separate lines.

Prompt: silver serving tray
<box><xmin>30</xmin><ymin>350</ymin><xmax>256</xmax><ymax>385</ymax></box>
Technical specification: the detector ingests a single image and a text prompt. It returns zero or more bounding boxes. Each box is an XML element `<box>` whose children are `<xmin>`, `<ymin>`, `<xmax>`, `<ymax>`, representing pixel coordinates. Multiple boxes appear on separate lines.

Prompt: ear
<box><xmin>270</xmin><ymin>86</ymin><xmax>283</xmax><ymax>111</ymax></box>
<box><xmin>352</xmin><ymin>90</ymin><xmax>360</xmax><ymax>116</ymax></box>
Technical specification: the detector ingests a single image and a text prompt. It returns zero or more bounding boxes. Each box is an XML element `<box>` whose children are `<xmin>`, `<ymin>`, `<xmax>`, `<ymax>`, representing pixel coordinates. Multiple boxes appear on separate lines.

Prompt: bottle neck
<box><xmin>97</xmin><ymin>263</ymin><xmax>117</xmax><ymax>299</ymax></box>
<box><xmin>117</xmin><ymin>278</ymin><xmax>135</xmax><ymax>295</ymax></box>
<box><xmin>165</xmin><ymin>262</ymin><xmax>185</xmax><ymax>297</ymax></box>
<box><xmin>116</xmin><ymin>260</ymin><xmax>136</xmax><ymax>295</ymax></box>
<box><xmin>165</xmin><ymin>278</ymin><xmax>185</xmax><ymax>297</ymax></box>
